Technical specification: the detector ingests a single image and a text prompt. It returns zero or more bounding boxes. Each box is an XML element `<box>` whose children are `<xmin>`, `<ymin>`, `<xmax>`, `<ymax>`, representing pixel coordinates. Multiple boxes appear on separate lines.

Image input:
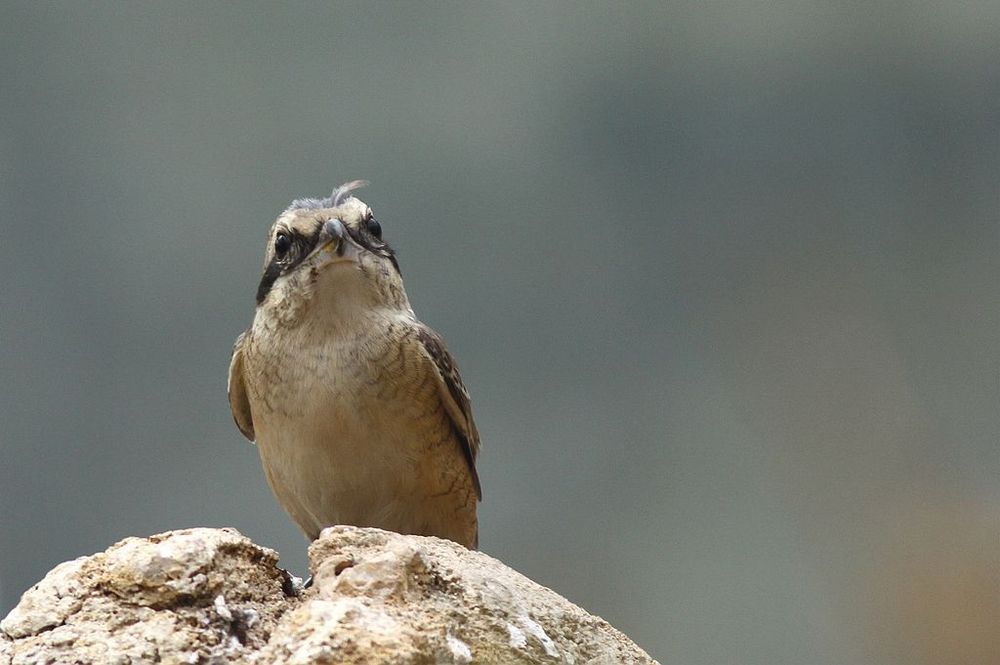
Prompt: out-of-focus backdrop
<box><xmin>1</xmin><ymin>3</ymin><xmax>997</xmax><ymax>663</ymax></box>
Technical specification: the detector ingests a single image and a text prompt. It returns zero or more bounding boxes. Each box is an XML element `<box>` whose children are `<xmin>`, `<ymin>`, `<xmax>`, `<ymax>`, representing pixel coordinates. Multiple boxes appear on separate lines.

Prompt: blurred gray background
<box><xmin>1</xmin><ymin>3</ymin><xmax>998</xmax><ymax>663</ymax></box>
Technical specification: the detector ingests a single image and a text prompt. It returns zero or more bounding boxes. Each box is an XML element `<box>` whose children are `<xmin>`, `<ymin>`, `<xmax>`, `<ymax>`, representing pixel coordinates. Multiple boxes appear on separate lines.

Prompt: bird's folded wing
<box><xmin>412</xmin><ymin>325</ymin><xmax>483</xmax><ymax>500</ymax></box>
<box><xmin>228</xmin><ymin>331</ymin><xmax>256</xmax><ymax>441</ymax></box>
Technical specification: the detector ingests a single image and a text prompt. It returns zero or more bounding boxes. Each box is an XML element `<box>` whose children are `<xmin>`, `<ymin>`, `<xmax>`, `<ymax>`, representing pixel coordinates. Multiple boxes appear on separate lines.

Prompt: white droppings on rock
<box><xmin>242</xmin><ymin>607</ymin><xmax>260</xmax><ymax>629</ymax></box>
<box><xmin>446</xmin><ymin>632</ymin><xmax>472</xmax><ymax>663</ymax></box>
<box><xmin>519</xmin><ymin>614</ymin><xmax>560</xmax><ymax>658</ymax></box>
<box><xmin>285</xmin><ymin>574</ymin><xmax>306</xmax><ymax>595</ymax></box>
<box><xmin>214</xmin><ymin>595</ymin><xmax>233</xmax><ymax>622</ymax></box>
<box><xmin>507</xmin><ymin>621</ymin><xmax>528</xmax><ymax>649</ymax></box>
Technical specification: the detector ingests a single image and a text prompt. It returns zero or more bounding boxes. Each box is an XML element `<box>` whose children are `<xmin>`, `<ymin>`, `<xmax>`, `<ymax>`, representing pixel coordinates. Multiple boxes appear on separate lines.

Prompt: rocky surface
<box><xmin>0</xmin><ymin>528</ymin><xmax>292</xmax><ymax>664</ymax></box>
<box><xmin>1</xmin><ymin>526</ymin><xmax>656</xmax><ymax>664</ymax></box>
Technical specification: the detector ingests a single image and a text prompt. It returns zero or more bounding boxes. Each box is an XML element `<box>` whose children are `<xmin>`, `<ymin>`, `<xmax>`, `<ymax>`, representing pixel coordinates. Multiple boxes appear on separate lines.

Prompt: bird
<box><xmin>228</xmin><ymin>180</ymin><xmax>481</xmax><ymax>549</ymax></box>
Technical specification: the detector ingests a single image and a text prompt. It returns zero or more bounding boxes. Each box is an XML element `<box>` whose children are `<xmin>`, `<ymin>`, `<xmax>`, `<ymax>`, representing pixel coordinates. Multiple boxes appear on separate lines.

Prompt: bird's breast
<box><xmin>242</xmin><ymin>318</ymin><xmax>439</xmax><ymax>537</ymax></box>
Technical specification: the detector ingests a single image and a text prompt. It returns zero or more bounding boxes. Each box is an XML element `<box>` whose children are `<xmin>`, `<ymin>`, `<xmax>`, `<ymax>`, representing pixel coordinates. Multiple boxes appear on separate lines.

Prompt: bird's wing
<box><xmin>413</xmin><ymin>324</ymin><xmax>482</xmax><ymax>500</ymax></box>
<box><xmin>228</xmin><ymin>331</ymin><xmax>255</xmax><ymax>441</ymax></box>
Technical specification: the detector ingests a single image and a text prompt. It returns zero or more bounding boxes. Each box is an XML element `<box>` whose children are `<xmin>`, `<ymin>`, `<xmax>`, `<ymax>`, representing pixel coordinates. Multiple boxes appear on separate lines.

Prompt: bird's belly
<box><xmin>244</xmin><ymin>327</ymin><xmax>477</xmax><ymax>547</ymax></box>
<box><xmin>256</xmin><ymin>401</ymin><xmax>421</xmax><ymax>540</ymax></box>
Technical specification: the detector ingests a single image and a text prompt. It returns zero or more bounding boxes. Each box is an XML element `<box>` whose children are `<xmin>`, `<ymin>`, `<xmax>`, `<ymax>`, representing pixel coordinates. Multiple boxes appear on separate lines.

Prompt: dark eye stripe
<box><xmin>256</xmin><ymin>220</ymin><xmax>401</xmax><ymax>305</ymax></box>
<box><xmin>291</xmin><ymin>227</ymin><xmax>322</xmax><ymax>258</ymax></box>
<box><xmin>255</xmin><ymin>227</ymin><xmax>322</xmax><ymax>304</ymax></box>
<box><xmin>256</xmin><ymin>262</ymin><xmax>282</xmax><ymax>304</ymax></box>
<box><xmin>342</xmin><ymin>222</ymin><xmax>401</xmax><ymax>275</ymax></box>
<box><xmin>345</xmin><ymin>220</ymin><xmax>385</xmax><ymax>252</ymax></box>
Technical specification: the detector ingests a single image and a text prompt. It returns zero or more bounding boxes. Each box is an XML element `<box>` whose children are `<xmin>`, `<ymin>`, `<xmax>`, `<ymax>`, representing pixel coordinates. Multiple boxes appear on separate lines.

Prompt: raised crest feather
<box><xmin>331</xmin><ymin>179</ymin><xmax>369</xmax><ymax>206</ymax></box>
<box><xmin>286</xmin><ymin>179</ymin><xmax>369</xmax><ymax>212</ymax></box>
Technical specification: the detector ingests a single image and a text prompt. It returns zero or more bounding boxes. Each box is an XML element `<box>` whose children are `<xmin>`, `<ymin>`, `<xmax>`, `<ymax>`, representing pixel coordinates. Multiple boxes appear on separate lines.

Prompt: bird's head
<box><xmin>254</xmin><ymin>181</ymin><xmax>408</xmax><ymax>322</ymax></box>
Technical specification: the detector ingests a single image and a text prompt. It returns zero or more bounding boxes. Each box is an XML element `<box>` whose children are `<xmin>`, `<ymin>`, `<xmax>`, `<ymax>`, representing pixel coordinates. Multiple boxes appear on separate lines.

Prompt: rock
<box><xmin>1</xmin><ymin>527</ymin><xmax>656</xmax><ymax>664</ymax></box>
<box><xmin>0</xmin><ymin>528</ymin><xmax>294</xmax><ymax>665</ymax></box>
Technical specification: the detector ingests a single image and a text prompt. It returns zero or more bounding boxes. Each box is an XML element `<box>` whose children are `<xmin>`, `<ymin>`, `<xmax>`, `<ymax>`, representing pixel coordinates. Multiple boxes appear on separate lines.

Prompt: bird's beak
<box><xmin>313</xmin><ymin>218</ymin><xmax>358</xmax><ymax>263</ymax></box>
<box><xmin>319</xmin><ymin>218</ymin><xmax>346</xmax><ymax>254</ymax></box>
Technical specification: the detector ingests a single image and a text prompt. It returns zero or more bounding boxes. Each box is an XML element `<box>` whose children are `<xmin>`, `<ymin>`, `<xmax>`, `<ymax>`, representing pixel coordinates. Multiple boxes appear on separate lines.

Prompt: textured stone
<box><xmin>0</xmin><ymin>528</ymin><xmax>294</xmax><ymax>665</ymax></box>
<box><xmin>1</xmin><ymin>527</ymin><xmax>656</xmax><ymax>664</ymax></box>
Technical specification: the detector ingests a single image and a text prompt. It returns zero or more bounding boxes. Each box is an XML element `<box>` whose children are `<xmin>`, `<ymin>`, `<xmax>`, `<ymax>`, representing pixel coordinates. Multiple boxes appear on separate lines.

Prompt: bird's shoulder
<box><xmin>406</xmin><ymin>322</ymin><xmax>470</xmax><ymax>405</ymax></box>
<box><xmin>396</xmin><ymin>316</ymin><xmax>482</xmax><ymax>500</ymax></box>
<box><xmin>228</xmin><ymin>330</ymin><xmax>255</xmax><ymax>441</ymax></box>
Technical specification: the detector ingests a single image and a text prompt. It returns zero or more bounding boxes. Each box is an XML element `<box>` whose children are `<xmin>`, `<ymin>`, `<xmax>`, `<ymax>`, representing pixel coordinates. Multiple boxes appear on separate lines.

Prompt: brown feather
<box><xmin>227</xmin><ymin>332</ymin><xmax>255</xmax><ymax>441</ymax></box>
<box><xmin>413</xmin><ymin>324</ymin><xmax>482</xmax><ymax>500</ymax></box>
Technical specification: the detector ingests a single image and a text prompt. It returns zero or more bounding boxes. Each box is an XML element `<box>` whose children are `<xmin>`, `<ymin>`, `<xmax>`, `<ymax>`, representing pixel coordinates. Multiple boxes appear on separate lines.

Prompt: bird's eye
<box><xmin>274</xmin><ymin>232</ymin><xmax>292</xmax><ymax>257</ymax></box>
<box><xmin>366</xmin><ymin>217</ymin><xmax>382</xmax><ymax>240</ymax></box>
